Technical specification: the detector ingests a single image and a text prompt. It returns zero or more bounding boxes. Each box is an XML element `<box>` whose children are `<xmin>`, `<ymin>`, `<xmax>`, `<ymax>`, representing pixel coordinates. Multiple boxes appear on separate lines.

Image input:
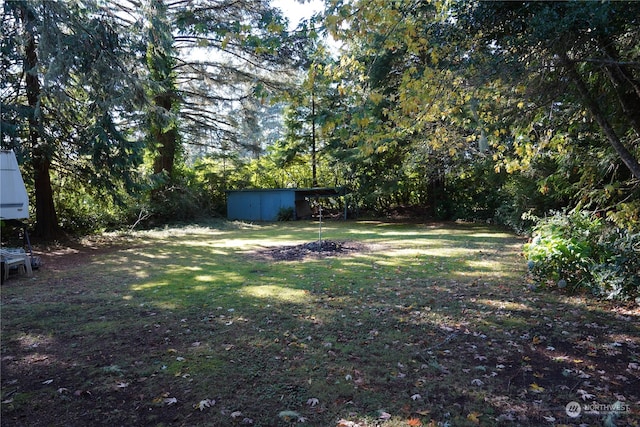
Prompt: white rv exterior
<box><xmin>0</xmin><ymin>150</ymin><xmax>29</xmax><ymax>220</ymax></box>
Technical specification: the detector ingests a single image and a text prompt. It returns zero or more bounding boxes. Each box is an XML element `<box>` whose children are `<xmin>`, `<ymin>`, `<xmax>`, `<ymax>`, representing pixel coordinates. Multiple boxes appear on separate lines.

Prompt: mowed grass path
<box><xmin>1</xmin><ymin>221</ymin><xmax>638</xmax><ymax>426</ymax></box>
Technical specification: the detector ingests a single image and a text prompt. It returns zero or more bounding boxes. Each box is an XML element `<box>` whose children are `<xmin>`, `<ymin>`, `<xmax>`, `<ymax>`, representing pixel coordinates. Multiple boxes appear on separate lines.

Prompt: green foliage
<box><xmin>444</xmin><ymin>158</ymin><xmax>508</xmax><ymax>222</ymax></box>
<box><xmin>276</xmin><ymin>206</ymin><xmax>294</xmax><ymax>221</ymax></box>
<box><xmin>52</xmin><ymin>179</ymin><xmax>134</xmax><ymax>235</ymax></box>
<box><xmin>56</xmin><ymin>200</ymin><xmax>115</xmax><ymax>235</ymax></box>
<box><xmin>3</xmin><ymin>0</ymin><xmax>638</xmax><ymax>239</ymax></box>
<box><xmin>148</xmin><ymin>187</ymin><xmax>199</xmax><ymax>223</ymax></box>
<box><xmin>524</xmin><ymin>211</ymin><xmax>601</xmax><ymax>286</ymax></box>
<box><xmin>316</xmin><ymin>0</ymin><xmax>640</xmax><ymax>228</ymax></box>
<box><xmin>1</xmin><ymin>0</ymin><xmax>145</xmax><ymax>238</ymax></box>
<box><xmin>590</xmin><ymin>228</ymin><xmax>640</xmax><ymax>300</ymax></box>
<box><xmin>5</xmin><ymin>222</ymin><xmax>638</xmax><ymax>426</ymax></box>
<box><xmin>524</xmin><ymin>211</ymin><xmax>640</xmax><ymax>300</ymax></box>
<box><xmin>144</xmin><ymin>173</ymin><xmax>218</xmax><ymax>225</ymax></box>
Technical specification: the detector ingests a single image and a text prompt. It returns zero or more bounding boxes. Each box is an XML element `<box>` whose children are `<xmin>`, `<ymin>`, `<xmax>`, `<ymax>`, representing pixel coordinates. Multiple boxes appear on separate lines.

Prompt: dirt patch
<box><xmin>246</xmin><ymin>239</ymin><xmax>373</xmax><ymax>261</ymax></box>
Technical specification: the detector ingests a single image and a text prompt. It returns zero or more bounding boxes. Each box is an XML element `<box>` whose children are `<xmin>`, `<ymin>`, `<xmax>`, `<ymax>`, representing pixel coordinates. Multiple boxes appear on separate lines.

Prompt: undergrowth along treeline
<box><xmin>524</xmin><ymin>210</ymin><xmax>640</xmax><ymax>301</ymax></box>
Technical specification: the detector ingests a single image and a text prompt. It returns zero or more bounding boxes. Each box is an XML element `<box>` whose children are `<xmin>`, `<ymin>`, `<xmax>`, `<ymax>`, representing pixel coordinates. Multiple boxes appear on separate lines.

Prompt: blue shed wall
<box><xmin>227</xmin><ymin>192</ymin><xmax>260</xmax><ymax>221</ymax></box>
<box><xmin>227</xmin><ymin>190</ymin><xmax>296</xmax><ymax>221</ymax></box>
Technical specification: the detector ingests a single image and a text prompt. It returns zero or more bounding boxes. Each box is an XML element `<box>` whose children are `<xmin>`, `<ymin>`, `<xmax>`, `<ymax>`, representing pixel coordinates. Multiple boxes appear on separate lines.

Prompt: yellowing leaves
<box><xmin>430</xmin><ymin>50</ymin><xmax>439</xmax><ymax>64</ymax></box>
<box><xmin>467</xmin><ymin>411</ymin><xmax>482</xmax><ymax>424</ymax></box>
<box><xmin>369</xmin><ymin>91</ymin><xmax>384</xmax><ymax>104</ymax></box>
<box><xmin>221</xmin><ymin>34</ymin><xmax>230</xmax><ymax>50</ymax></box>
<box><xmin>356</xmin><ymin>116</ymin><xmax>371</xmax><ymax>128</ymax></box>
<box><xmin>325</xmin><ymin>14</ymin><xmax>340</xmax><ymax>32</ymax></box>
<box><xmin>529</xmin><ymin>382</ymin><xmax>545</xmax><ymax>393</ymax></box>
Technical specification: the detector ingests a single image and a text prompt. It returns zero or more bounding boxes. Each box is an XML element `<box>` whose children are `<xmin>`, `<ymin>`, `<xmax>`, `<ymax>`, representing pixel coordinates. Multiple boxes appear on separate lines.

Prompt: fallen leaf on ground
<box><xmin>467</xmin><ymin>412</ymin><xmax>481</xmax><ymax>424</ymax></box>
<box><xmin>577</xmin><ymin>389</ymin><xmax>595</xmax><ymax>400</ymax></box>
<box><xmin>379</xmin><ymin>411</ymin><xmax>392</xmax><ymax>420</ymax></box>
<box><xmin>195</xmin><ymin>399</ymin><xmax>215</xmax><ymax>411</ymax></box>
<box><xmin>529</xmin><ymin>383</ymin><xmax>545</xmax><ymax>393</ymax></box>
<box><xmin>163</xmin><ymin>397</ymin><xmax>177</xmax><ymax>405</ymax></box>
<box><xmin>278</xmin><ymin>410</ymin><xmax>301</xmax><ymax>421</ymax></box>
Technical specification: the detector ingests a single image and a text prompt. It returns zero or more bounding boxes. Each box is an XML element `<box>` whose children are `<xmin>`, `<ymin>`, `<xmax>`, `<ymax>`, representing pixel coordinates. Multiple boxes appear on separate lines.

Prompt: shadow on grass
<box><xmin>1</xmin><ymin>221</ymin><xmax>638</xmax><ymax>426</ymax></box>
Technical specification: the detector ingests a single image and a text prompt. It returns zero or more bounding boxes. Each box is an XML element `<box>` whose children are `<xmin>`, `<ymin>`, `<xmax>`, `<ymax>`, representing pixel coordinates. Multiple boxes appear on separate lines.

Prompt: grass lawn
<box><xmin>1</xmin><ymin>220</ymin><xmax>638</xmax><ymax>426</ymax></box>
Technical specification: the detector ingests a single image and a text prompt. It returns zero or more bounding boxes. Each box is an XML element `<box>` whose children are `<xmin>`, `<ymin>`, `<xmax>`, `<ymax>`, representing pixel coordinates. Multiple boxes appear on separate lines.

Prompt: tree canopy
<box><xmin>1</xmin><ymin>0</ymin><xmax>144</xmax><ymax>237</ymax></box>
<box><xmin>1</xmin><ymin>0</ymin><xmax>638</xmax><ymax>238</ymax></box>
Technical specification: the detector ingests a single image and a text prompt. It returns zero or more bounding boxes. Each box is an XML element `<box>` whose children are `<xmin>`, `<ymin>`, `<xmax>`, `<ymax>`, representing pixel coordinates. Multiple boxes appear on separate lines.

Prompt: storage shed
<box><xmin>226</xmin><ymin>187</ymin><xmax>346</xmax><ymax>221</ymax></box>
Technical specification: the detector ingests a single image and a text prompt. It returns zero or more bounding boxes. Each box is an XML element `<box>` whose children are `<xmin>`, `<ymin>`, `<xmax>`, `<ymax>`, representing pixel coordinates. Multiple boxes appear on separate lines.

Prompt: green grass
<box><xmin>1</xmin><ymin>220</ymin><xmax>638</xmax><ymax>426</ymax></box>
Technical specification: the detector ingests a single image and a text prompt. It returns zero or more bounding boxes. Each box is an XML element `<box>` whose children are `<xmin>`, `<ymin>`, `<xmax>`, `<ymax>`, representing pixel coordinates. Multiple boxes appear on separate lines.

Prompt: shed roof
<box><xmin>227</xmin><ymin>187</ymin><xmax>347</xmax><ymax>197</ymax></box>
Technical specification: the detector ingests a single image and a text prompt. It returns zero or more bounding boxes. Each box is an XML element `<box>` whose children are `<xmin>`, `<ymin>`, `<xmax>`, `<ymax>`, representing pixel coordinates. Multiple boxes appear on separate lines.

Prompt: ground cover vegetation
<box><xmin>2</xmin><ymin>0</ymin><xmax>638</xmax><ymax>301</ymax></box>
<box><xmin>1</xmin><ymin>221</ymin><xmax>638</xmax><ymax>426</ymax></box>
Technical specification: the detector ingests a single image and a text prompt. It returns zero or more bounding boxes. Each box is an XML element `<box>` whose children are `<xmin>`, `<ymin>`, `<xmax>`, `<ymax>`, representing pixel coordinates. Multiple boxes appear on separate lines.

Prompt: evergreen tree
<box><xmin>1</xmin><ymin>0</ymin><xmax>144</xmax><ymax>238</ymax></box>
<box><xmin>139</xmin><ymin>0</ymin><xmax>307</xmax><ymax>183</ymax></box>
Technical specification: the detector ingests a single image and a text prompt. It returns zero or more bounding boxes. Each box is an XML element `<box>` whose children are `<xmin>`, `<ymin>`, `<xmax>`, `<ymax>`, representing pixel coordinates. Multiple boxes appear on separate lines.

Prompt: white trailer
<box><xmin>1</xmin><ymin>150</ymin><xmax>29</xmax><ymax>220</ymax></box>
<box><xmin>1</xmin><ymin>150</ymin><xmax>35</xmax><ymax>281</ymax></box>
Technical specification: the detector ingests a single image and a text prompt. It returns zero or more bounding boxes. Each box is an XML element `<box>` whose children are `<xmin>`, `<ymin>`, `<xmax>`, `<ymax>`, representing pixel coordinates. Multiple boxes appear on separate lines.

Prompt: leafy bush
<box><xmin>276</xmin><ymin>207</ymin><xmax>294</xmax><ymax>221</ymax></box>
<box><xmin>590</xmin><ymin>228</ymin><xmax>640</xmax><ymax>300</ymax></box>
<box><xmin>145</xmin><ymin>184</ymin><xmax>211</xmax><ymax>224</ymax></box>
<box><xmin>524</xmin><ymin>210</ymin><xmax>640</xmax><ymax>300</ymax></box>
<box><xmin>54</xmin><ymin>185</ymin><xmax>133</xmax><ymax>235</ymax></box>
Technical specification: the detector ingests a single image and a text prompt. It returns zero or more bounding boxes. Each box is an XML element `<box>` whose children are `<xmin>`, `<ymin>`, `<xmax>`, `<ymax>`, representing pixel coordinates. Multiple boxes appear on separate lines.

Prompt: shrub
<box><xmin>524</xmin><ymin>210</ymin><xmax>640</xmax><ymax>300</ymax></box>
<box><xmin>54</xmin><ymin>188</ymin><xmax>132</xmax><ymax>235</ymax></box>
<box><xmin>276</xmin><ymin>207</ymin><xmax>294</xmax><ymax>221</ymax></box>
<box><xmin>590</xmin><ymin>228</ymin><xmax>640</xmax><ymax>300</ymax></box>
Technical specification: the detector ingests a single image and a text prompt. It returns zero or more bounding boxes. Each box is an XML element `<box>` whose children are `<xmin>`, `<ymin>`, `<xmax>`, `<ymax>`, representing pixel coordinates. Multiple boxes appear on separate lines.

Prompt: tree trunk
<box><xmin>32</xmin><ymin>155</ymin><xmax>58</xmax><ymax>239</ymax></box>
<box><xmin>151</xmin><ymin>94</ymin><xmax>177</xmax><ymax>177</ymax></box>
<box><xmin>427</xmin><ymin>169</ymin><xmax>446</xmax><ymax>218</ymax></box>
<box><xmin>599</xmin><ymin>39</ymin><xmax>640</xmax><ymax>137</ymax></box>
<box><xmin>560</xmin><ymin>52</ymin><xmax>640</xmax><ymax>180</ymax></box>
<box><xmin>21</xmin><ymin>4</ymin><xmax>59</xmax><ymax>239</ymax></box>
<box><xmin>146</xmin><ymin>0</ymin><xmax>178</xmax><ymax>182</ymax></box>
<box><xmin>311</xmin><ymin>90</ymin><xmax>317</xmax><ymax>187</ymax></box>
